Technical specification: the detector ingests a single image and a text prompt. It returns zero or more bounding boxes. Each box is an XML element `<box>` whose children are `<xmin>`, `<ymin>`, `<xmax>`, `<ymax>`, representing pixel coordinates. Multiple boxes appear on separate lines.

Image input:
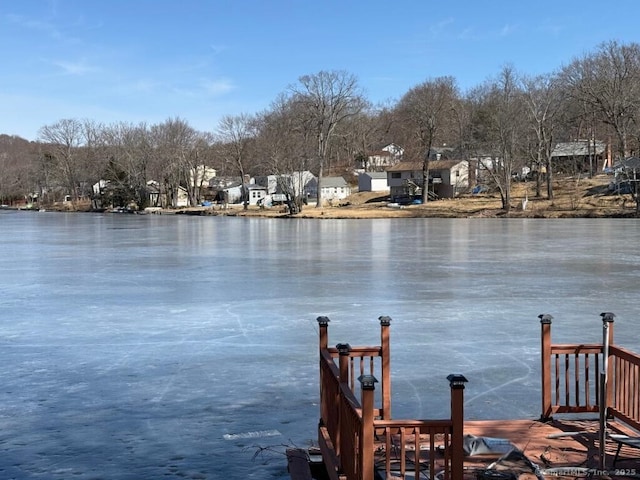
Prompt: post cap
<box><xmin>538</xmin><ymin>314</ymin><xmax>553</xmax><ymax>324</ymax></box>
<box><xmin>358</xmin><ymin>374</ymin><xmax>378</xmax><ymax>390</ymax></box>
<box><xmin>600</xmin><ymin>312</ymin><xmax>615</xmax><ymax>323</ymax></box>
<box><xmin>379</xmin><ymin>316</ymin><xmax>392</xmax><ymax>326</ymax></box>
<box><xmin>447</xmin><ymin>373</ymin><xmax>468</xmax><ymax>387</ymax></box>
<box><xmin>317</xmin><ymin>316</ymin><xmax>330</xmax><ymax>326</ymax></box>
<box><xmin>336</xmin><ymin>343</ymin><xmax>351</xmax><ymax>355</ymax></box>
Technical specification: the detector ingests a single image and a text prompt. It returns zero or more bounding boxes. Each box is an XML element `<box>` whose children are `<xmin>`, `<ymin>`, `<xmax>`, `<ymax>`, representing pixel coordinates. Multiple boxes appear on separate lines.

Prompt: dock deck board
<box><xmin>289</xmin><ymin>418</ymin><xmax>638</xmax><ymax>480</ymax></box>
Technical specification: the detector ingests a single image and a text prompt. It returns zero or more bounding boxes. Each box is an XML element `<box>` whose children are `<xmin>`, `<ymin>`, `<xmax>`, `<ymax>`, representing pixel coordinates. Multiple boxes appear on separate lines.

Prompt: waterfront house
<box><xmin>386</xmin><ymin>160</ymin><xmax>469</xmax><ymax>200</ymax></box>
<box><xmin>320</xmin><ymin>177</ymin><xmax>351</xmax><ymax>203</ymax></box>
<box><xmin>254</xmin><ymin>171</ymin><xmax>318</xmax><ymax>202</ymax></box>
<box><xmin>551</xmin><ymin>140</ymin><xmax>610</xmax><ymax>173</ymax></box>
<box><xmin>247</xmin><ymin>184</ymin><xmax>268</xmax><ymax>206</ymax></box>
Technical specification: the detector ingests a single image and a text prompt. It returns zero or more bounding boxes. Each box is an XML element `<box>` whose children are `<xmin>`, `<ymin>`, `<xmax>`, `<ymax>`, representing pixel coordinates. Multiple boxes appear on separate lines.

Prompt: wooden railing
<box><xmin>540</xmin><ymin>313</ymin><xmax>640</xmax><ymax>431</ymax></box>
<box><xmin>317</xmin><ymin>316</ymin><xmax>466</xmax><ymax>480</ymax></box>
<box><xmin>609</xmin><ymin>344</ymin><xmax>640</xmax><ymax>431</ymax></box>
<box><xmin>373</xmin><ymin>418</ymin><xmax>458</xmax><ymax>480</ymax></box>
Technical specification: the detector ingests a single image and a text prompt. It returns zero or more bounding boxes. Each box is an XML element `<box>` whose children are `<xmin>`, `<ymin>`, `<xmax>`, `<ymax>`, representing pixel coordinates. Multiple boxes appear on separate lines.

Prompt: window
<box><xmin>391</xmin><ymin>172</ymin><xmax>401</xmax><ymax>179</ymax></box>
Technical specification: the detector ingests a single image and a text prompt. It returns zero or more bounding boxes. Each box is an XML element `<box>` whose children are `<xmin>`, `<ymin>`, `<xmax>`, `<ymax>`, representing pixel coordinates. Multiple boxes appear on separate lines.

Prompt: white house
<box><xmin>254</xmin><ymin>171</ymin><xmax>318</xmax><ymax>200</ymax></box>
<box><xmin>320</xmin><ymin>177</ymin><xmax>351</xmax><ymax>203</ymax></box>
<box><xmin>247</xmin><ymin>184</ymin><xmax>268</xmax><ymax>206</ymax></box>
<box><xmin>386</xmin><ymin>160</ymin><xmax>469</xmax><ymax>200</ymax></box>
<box><xmin>358</xmin><ymin>172</ymin><xmax>389</xmax><ymax>192</ymax></box>
<box><xmin>360</xmin><ymin>143</ymin><xmax>404</xmax><ymax>171</ymax></box>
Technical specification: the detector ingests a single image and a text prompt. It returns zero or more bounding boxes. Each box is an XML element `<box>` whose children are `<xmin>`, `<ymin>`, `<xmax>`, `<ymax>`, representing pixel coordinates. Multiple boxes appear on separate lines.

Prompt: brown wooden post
<box><xmin>539</xmin><ymin>314</ymin><xmax>553</xmax><ymax>421</ymax></box>
<box><xmin>379</xmin><ymin>315</ymin><xmax>392</xmax><ymax>420</ymax></box>
<box><xmin>317</xmin><ymin>316</ymin><xmax>330</xmax><ymax>430</ymax></box>
<box><xmin>317</xmin><ymin>316</ymin><xmax>330</xmax><ymax>351</ymax></box>
<box><xmin>447</xmin><ymin>374</ymin><xmax>468</xmax><ymax>480</ymax></box>
<box><xmin>359</xmin><ymin>374</ymin><xmax>377</xmax><ymax>480</ymax></box>
<box><xmin>337</xmin><ymin>343</ymin><xmax>351</xmax><ymax>385</ymax></box>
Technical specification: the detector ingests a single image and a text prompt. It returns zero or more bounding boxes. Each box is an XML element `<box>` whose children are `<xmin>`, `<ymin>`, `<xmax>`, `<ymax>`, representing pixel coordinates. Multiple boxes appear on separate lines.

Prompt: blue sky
<box><xmin>1</xmin><ymin>0</ymin><xmax>639</xmax><ymax>141</ymax></box>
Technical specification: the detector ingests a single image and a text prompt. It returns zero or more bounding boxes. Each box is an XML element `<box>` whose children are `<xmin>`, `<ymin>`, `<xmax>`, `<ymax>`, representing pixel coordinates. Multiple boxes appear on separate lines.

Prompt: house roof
<box><xmin>360</xmin><ymin>172</ymin><xmax>388</xmax><ymax>179</ymax></box>
<box><xmin>386</xmin><ymin>160</ymin><xmax>465</xmax><ymax>172</ymax></box>
<box><xmin>381</xmin><ymin>143</ymin><xmax>403</xmax><ymax>151</ymax></box>
<box><xmin>551</xmin><ymin>141</ymin><xmax>606</xmax><ymax>157</ymax></box>
<box><xmin>615</xmin><ymin>156</ymin><xmax>640</xmax><ymax>170</ymax></box>
<box><xmin>321</xmin><ymin>176</ymin><xmax>349</xmax><ymax>187</ymax></box>
<box><xmin>367</xmin><ymin>150</ymin><xmax>392</xmax><ymax>157</ymax></box>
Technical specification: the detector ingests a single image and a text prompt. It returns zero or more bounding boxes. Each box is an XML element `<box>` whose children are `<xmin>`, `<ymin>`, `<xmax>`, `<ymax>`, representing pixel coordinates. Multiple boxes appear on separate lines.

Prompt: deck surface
<box><xmin>289</xmin><ymin>418</ymin><xmax>639</xmax><ymax>480</ymax></box>
<box><xmin>453</xmin><ymin>418</ymin><xmax>637</xmax><ymax>478</ymax></box>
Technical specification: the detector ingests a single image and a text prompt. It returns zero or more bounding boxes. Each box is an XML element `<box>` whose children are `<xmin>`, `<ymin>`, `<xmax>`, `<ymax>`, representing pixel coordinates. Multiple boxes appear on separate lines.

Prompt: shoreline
<box><xmin>7</xmin><ymin>175</ymin><xmax>638</xmax><ymax>219</ymax></box>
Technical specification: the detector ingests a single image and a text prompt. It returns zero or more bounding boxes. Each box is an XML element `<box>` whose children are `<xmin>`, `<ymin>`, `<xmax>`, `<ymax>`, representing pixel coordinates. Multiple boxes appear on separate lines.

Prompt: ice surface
<box><xmin>0</xmin><ymin>211</ymin><xmax>638</xmax><ymax>479</ymax></box>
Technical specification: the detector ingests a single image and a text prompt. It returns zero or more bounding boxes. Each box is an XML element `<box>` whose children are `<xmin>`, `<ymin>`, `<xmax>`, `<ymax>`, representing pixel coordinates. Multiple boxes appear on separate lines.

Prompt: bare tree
<box><xmin>0</xmin><ymin>135</ymin><xmax>38</xmax><ymax>206</ymax></box>
<box><xmin>338</xmin><ymin>102</ymin><xmax>389</xmax><ymax>173</ymax></box>
<box><xmin>149</xmin><ymin>118</ymin><xmax>198</xmax><ymax>208</ymax></box>
<box><xmin>468</xmin><ymin>66</ymin><xmax>525</xmax><ymax>212</ymax></box>
<box><xmin>290</xmin><ymin>70</ymin><xmax>365</xmax><ymax>206</ymax></box>
<box><xmin>395</xmin><ymin>76</ymin><xmax>459</xmax><ymax>202</ymax></box>
<box><xmin>561</xmin><ymin>41</ymin><xmax>640</xmax><ymax>160</ymax></box>
<box><xmin>38</xmin><ymin>118</ymin><xmax>86</xmax><ymax>204</ymax></box>
<box><xmin>254</xmin><ymin>95</ymin><xmax>313</xmax><ymax>213</ymax></box>
<box><xmin>100</xmin><ymin>122</ymin><xmax>154</xmax><ymax>209</ymax></box>
<box><xmin>521</xmin><ymin>73</ymin><xmax>563</xmax><ymax>199</ymax></box>
<box><xmin>216</xmin><ymin>113</ymin><xmax>257</xmax><ymax>210</ymax></box>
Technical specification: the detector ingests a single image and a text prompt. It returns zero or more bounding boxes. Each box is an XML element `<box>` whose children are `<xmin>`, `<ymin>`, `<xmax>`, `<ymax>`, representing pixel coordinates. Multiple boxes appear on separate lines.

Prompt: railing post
<box><xmin>379</xmin><ymin>315</ymin><xmax>392</xmax><ymax>420</ymax></box>
<box><xmin>359</xmin><ymin>374</ymin><xmax>377</xmax><ymax>480</ymax></box>
<box><xmin>318</xmin><ymin>316</ymin><xmax>330</xmax><ymax>351</ymax></box>
<box><xmin>337</xmin><ymin>343</ymin><xmax>351</xmax><ymax>386</ymax></box>
<box><xmin>447</xmin><ymin>374</ymin><xmax>468</xmax><ymax>480</ymax></box>
<box><xmin>317</xmin><ymin>316</ymin><xmax>331</xmax><ymax>429</ymax></box>
<box><xmin>539</xmin><ymin>314</ymin><xmax>553</xmax><ymax>421</ymax></box>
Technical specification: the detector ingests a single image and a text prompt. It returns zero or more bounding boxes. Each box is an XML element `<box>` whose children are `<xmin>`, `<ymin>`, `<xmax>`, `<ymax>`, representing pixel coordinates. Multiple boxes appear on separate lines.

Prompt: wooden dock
<box><xmin>289</xmin><ymin>418</ymin><xmax>638</xmax><ymax>479</ymax></box>
<box><xmin>290</xmin><ymin>316</ymin><xmax>640</xmax><ymax>480</ymax></box>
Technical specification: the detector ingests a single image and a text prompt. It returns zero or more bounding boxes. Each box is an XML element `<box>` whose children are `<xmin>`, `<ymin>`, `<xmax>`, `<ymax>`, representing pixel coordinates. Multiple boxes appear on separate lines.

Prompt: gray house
<box><xmin>550</xmin><ymin>140</ymin><xmax>609</xmax><ymax>173</ymax></box>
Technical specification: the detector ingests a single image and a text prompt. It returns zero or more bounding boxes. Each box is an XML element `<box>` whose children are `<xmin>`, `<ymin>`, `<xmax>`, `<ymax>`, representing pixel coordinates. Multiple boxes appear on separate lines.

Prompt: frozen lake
<box><xmin>0</xmin><ymin>211</ymin><xmax>638</xmax><ymax>479</ymax></box>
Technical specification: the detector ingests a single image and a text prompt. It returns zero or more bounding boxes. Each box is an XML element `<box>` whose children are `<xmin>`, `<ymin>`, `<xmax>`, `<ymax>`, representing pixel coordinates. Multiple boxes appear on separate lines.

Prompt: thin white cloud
<box><xmin>51</xmin><ymin>59</ymin><xmax>98</xmax><ymax>76</ymax></box>
<box><xmin>457</xmin><ymin>28</ymin><xmax>479</xmax><ymax>41</ymax></box>
<box><xmin>201</xmin><ymin>78</ymin><xmax>235</xmax><ymax>96</ymax></box>
<box><xmin>168</xmin><ymin>78</ymin><xmax>236</xmax><ymax>98</ymax></box>
<box><xmin>430</xmin><ymin>18</ymin><xmax>455</xmax><ymax>37</ymax></box>
<box><xmin>4</xmin><ymin>13</ymin><xmax>63</xmax><ymax>40</ymax></box>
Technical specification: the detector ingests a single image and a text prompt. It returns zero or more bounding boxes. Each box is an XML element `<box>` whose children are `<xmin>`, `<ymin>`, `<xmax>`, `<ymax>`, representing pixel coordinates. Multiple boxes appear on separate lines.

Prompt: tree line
<box><xmin>2</xmin><ymin>40</ymin><xmax>640</xmax><ymax>212</ymax></box>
